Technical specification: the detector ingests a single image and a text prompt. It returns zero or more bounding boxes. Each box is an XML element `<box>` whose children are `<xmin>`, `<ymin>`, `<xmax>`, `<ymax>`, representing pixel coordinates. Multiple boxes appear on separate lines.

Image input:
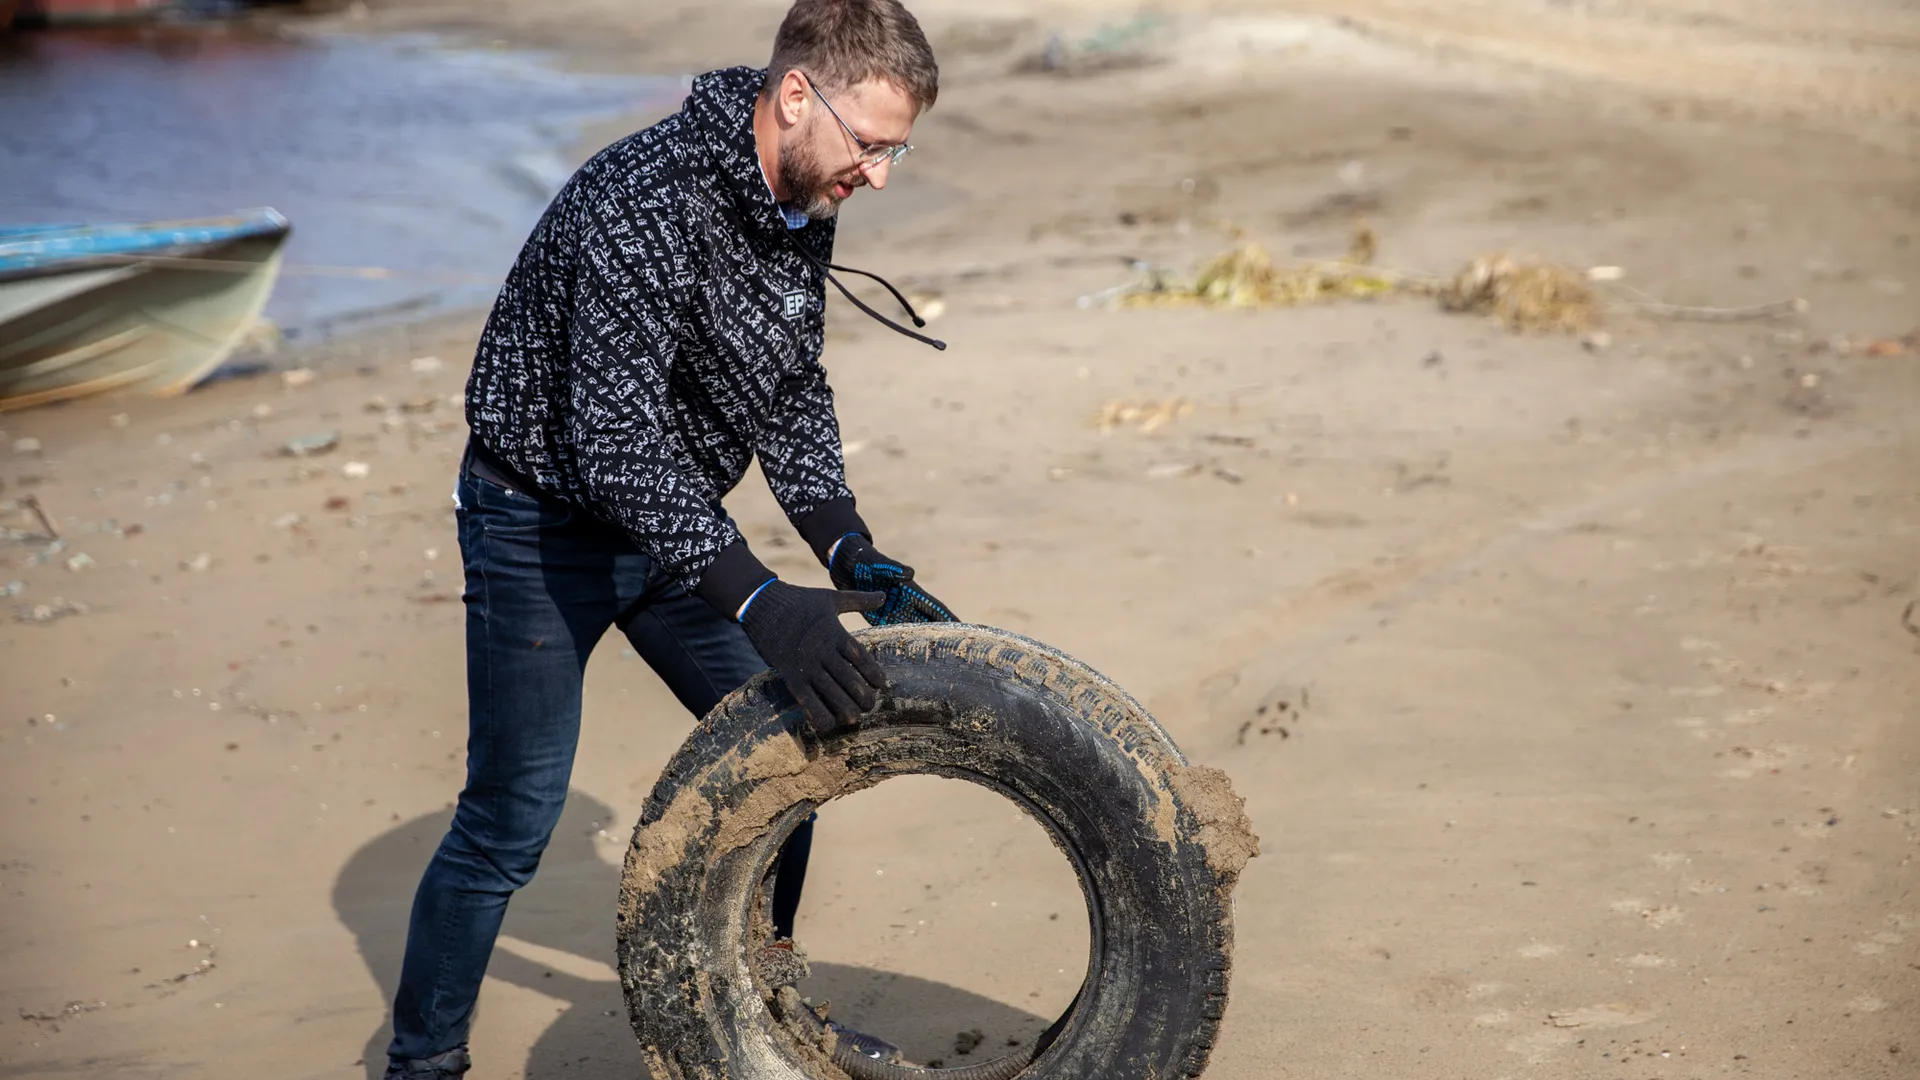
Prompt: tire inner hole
<box><xmin>764</xmin><ymin>774</ymin><xmax>1091</xmax><ymax>1070</ymax></box>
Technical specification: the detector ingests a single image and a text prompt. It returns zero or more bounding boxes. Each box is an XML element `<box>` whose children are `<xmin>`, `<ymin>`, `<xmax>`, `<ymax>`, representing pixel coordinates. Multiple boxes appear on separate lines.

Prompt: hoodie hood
<box><xmin>682</xmin><ymin>66</ymin><xmax>940</xmax><ymax>349</ymax></box>
<box><xmin>685</xmin><ymin>65</ymin><xmax>831</xmax><ymax>250</ymax></box>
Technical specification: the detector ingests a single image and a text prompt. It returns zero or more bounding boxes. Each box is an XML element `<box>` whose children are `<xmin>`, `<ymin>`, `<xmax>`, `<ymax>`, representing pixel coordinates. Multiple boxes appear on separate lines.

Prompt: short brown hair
<box><xmin>763</xmin><ymin>0</ymin><xmax>938</xmax><ymax>114</ymax></box>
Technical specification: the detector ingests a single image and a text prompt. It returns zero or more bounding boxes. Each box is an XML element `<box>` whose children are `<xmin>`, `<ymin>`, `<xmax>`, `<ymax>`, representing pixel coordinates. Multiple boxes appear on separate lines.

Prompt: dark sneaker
<box><xmin>384</xmin><ymin>1047</ymin><xmax>471</xmax><ymax>1078</ymax></box>
<box><xmin>826</xmin><ymin>1021</ymin><xmax>904</xmax><ymax>1064</ymax></box>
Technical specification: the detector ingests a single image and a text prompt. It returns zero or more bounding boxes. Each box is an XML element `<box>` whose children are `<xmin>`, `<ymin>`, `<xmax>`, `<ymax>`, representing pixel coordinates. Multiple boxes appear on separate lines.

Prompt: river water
<box><xmin>0</xmin><ymin>20</ymin><xmax>677</xmax><ymax>337</ymax></box>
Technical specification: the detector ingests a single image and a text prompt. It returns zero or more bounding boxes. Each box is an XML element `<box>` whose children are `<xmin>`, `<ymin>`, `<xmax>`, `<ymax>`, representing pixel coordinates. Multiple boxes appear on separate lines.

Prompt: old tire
<box><xmin>616</xmin><ymin>624</ymin><xmax>1258</xmax><ymax>1080</ymax></box>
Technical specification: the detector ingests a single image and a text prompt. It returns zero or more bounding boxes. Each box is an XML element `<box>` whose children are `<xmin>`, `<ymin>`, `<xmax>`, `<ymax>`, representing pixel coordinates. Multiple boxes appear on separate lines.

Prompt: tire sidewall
<box><xmin>618</xmin><ymin>629</ymin><xmax>1236</xmax><ymax>1080</ymax></box>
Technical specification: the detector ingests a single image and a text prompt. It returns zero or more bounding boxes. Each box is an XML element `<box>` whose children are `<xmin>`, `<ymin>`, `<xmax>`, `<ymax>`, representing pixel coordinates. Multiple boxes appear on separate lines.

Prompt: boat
<box><xmin>0</xmin><ymin>208</ymin><xmax>290</xmax><ymax>412</ymax></box>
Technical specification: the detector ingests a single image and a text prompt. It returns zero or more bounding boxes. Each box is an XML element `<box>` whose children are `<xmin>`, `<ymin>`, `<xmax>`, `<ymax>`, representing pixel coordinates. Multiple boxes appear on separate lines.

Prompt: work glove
<box><xmin>829</xmin><ymin>535</ymin><xmax>961</xmax><ymax>626</ymax></box>
<box><xmin>740</xmin><ymin>580</ymin><xmax>889</xmax><ymax>732</ymax></box>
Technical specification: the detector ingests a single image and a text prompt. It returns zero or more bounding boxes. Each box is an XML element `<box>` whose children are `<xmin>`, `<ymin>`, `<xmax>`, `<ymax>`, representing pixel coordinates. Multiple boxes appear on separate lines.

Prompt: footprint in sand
<box><xmin>1847</xmin><ymin>996</ymin><xmax>1888</xmax><ymax>1014</ymax></box>
<box><xmin>1668</xmin><ymin>685</ymin><xmax>1726</xmax><ymax>699</ymax></box>
<box><xmin>1642</xmin><ymin>906</ymin><xmax>1685</xmax><ymax>928</ymax></box>
<box><xmin>1610</xmin><ymin>899</ymin><xmax>1684</xmax><ymax>926</ymax></box>
<box><xmin>1674</xmin><ymin>716</ymin><xmax>1718</xmax><ymax>741</ymax></box>
<box><xmin>1620</xmin><ymin>953</ymin><xmax>1672</xmax><ymax>968</ymax></box>
<box><xmin>1716</xmin><ymin>743</ymin><xmax>1800</xmax><ymax>779</ymax></box>
<box><xmin>1505</xmin><ymin>1029</ymin><xmax>1576</xmax><ymax>1064</ymax></box>
<box><xmin>1674</xmin><ymin>706</ymin><xmax>1770</xmax><ymax>742</ymax></box>
<box><xmin>1701</xmin><ymin>654</ymin><xmax>1744</xmax><ymax>676</ymax></box>
<box><xmin>1851</xmin><ymin>931</ymin><xmax>1906</xmax><ymax>956</ymax></box>
<box><xmin>1854</xmin><ymin>929</ymin><xmax>1907</xmax><ymax>957</ymax></box>
<box><xmin>1505</xmin><ymin>1003</ymin><xmax>1656</xmax><ymax>1065</ymax></box>
<box><xmin>1518</xmin><ymin>942</ymin><xmax>1562</xmax><ymax>959</ymax></box>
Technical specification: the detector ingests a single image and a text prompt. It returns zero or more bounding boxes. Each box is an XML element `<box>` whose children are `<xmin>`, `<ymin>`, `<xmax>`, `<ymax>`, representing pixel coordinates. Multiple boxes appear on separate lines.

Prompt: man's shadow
<box><xmin>334</xmin><ymin>793</ymin><xmax>1058</xmax><ymax>1078</ymax></box>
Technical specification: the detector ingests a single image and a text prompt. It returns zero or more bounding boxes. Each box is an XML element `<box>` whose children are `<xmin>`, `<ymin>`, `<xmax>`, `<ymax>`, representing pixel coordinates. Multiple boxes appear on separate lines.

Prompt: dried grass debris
<box><xmin>1437</xmin><ymin>253</ymin><xmax>1598</xmax><ymax>333</ymax></box>
<box><xmin>1095</xmin><ymin>224</ymin><xmax>1815</xmax><ymax>339</ymax></box>
<box><xmin>1120</xmin><ymin>243</ymin><xmax>1403</xmax><ymax>311</ymax></box>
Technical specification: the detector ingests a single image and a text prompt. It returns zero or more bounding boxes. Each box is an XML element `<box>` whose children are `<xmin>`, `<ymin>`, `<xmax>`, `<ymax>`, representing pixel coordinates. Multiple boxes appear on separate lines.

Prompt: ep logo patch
<box><xmin>781</xmin><ymin>289</ymin><xmax>806</xmax><ymax>320</ymax></box>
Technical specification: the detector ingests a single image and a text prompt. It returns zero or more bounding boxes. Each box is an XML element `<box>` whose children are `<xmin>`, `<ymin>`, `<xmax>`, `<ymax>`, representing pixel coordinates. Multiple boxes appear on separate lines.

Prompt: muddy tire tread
<box><xmin>617</xmin><ymin>625</ymin><xmax>1246</xmax><ymax>1080</ymax></box>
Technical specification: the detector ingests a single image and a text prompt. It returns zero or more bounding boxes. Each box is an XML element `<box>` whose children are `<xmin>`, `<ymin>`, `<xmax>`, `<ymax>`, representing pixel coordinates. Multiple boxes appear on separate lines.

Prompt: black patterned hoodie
<box><xmin>465</xmin><ymin>66</ymin><xmax>879</xmax><ymax>613</ymax></box>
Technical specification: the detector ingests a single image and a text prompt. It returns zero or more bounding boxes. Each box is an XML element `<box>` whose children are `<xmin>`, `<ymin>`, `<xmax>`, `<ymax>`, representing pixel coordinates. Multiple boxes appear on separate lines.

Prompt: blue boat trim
<box><xmin>0</xmin><ymin>208</ymin><xmax>291</xmax><ymax>278</ymax></box>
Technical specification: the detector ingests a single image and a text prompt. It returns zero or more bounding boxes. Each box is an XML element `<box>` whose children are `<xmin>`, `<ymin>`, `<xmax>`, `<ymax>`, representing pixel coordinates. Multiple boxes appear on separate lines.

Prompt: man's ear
<box><xmin>775</xmin><ymin>68</ymin><xmax>811</xmax><ymax>128</ymax></box>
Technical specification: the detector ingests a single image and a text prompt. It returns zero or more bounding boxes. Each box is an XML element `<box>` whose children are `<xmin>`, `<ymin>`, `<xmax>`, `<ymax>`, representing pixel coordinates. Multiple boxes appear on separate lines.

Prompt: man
<box><xmin>385</xmin><ymin>2</ymin><xmax>954</xmax><ymax>1075</ymax></box>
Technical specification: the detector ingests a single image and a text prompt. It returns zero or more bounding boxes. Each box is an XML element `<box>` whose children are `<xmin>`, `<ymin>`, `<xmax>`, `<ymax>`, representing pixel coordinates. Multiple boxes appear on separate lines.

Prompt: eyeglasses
<box><xmin>803</xmin><ymin>73</ymin><xmax>913</xmax><ymax>169</ymax></box>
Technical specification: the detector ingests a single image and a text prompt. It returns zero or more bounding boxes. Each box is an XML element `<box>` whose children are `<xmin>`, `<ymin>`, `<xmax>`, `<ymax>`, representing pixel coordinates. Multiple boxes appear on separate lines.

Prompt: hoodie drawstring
<box><xmin>796</xmin><ymin>248</ymin><xmax>947</xmax><ymax>351</ymax></box>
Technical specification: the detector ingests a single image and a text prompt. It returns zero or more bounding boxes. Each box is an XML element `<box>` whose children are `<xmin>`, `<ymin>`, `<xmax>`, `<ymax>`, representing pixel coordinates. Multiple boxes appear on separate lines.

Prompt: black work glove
<box><xmin>829</xmin><ymin>535</ymin><xmax>961</xmax><ymax>626</ymax></box>
<box><xmin>740</xmin><ymin>580</ymin><xmax>888</xmax><ymax>732</ymax></box>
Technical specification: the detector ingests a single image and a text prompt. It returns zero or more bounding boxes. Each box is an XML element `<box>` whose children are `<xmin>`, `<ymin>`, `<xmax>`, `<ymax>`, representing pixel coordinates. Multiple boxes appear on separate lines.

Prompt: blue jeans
<box><xmin>387</xmin><ymin>466</ymin><xmax>811</xmax><ymax>1067</ymax></box>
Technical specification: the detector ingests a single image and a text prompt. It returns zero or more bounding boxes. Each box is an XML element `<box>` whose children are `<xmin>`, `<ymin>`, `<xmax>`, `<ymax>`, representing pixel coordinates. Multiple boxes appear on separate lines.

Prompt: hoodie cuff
<box><xmin>795</xmin><ymin>497</ymin><xmax>870</xmax><ymax>567</ymax></box>
<box><xmin>694</xmin><ymin>540</ymin><xmax>777</xmax><ymax>619</ymax></box>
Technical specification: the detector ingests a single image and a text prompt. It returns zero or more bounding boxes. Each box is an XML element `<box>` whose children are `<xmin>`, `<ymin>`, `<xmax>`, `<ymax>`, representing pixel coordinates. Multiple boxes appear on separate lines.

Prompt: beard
<box><xmin>777</xmin><ymin>132</ymin><xmax>859</xmax><ymax>222</ymax></box>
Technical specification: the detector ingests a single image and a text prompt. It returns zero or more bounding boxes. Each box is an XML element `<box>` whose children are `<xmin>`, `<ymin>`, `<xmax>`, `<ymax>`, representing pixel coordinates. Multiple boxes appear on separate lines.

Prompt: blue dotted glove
<box><xmin>828</xmin><ymin>535</ymin><xmax>960</xmax><ymax>626</ymax></box>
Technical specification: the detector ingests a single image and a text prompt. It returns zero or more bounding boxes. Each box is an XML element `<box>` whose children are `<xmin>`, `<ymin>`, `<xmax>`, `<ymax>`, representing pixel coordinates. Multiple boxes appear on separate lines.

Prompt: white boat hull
<box><xmin>0</xmin><ymin>232</ymin><xmax>286</xmax><ymax>412</ymax></box>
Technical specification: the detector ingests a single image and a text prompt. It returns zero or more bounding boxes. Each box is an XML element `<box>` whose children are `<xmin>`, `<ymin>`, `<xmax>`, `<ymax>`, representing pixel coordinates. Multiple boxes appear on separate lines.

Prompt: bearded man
<box><xmin>384</xmin><ymin>2</ymin><xmax>954</xmax><ymax>1075</ymax></box>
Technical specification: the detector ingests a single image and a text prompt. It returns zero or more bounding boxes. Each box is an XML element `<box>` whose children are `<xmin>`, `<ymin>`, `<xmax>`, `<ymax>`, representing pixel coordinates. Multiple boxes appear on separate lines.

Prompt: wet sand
<box><xmin>2</xmin><ymin>2</ymin><xmax>1916</xmax><ymax>1077</ymax></box>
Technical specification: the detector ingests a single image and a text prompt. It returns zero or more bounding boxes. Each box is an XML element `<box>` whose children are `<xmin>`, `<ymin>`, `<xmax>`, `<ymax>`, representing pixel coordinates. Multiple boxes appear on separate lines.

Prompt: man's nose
<box><xmin>857</xmin><ymin>157</ymin><xmax>890</xmax><ymax>191</ymax></box>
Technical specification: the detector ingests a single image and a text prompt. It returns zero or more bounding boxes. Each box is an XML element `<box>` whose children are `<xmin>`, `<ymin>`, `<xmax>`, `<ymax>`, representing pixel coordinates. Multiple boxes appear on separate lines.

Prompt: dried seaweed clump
<box><xmin>1121</xmin><ymin>243</ymin><xmax>1402</xmax><ymax>310</ymax></box>
<box><xmin>1438</xmin><ymin>253</ymin><xmax>1598</xmax><ymax>333</ymax></box>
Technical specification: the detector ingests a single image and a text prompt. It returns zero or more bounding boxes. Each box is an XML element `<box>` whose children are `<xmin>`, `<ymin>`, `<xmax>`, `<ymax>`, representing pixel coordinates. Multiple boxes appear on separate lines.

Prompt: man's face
<box><xmin>777</xmin><ymin>77</ymin><xmax>917</xmax><ymax>221</ymax></box>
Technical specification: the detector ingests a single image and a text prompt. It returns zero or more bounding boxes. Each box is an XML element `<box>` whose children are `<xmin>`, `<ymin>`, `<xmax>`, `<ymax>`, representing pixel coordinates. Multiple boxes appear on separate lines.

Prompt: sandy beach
<box><xmin>2</xmin><ymin>1</ymin><xmax>1917</xmax><ymax>1077</ymax></box>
